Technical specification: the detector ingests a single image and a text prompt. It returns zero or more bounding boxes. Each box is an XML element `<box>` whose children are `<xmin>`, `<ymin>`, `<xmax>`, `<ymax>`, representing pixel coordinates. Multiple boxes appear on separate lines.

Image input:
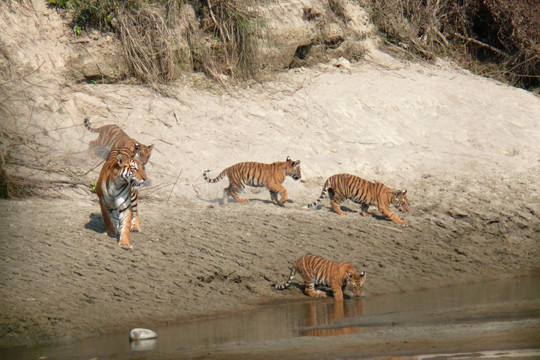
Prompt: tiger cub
<box><xmin>203</xmin><ymin>156</ymin><xmax>301</xmax><ymax>206</ymax></box>
<box><xmin>307</xmin><ymin>173</ymin><xmax>409</xmax><ymax>226</ymax></box>
<box><xmin>273</xmin><ymin>254</ymin><xmax>366</xmax><ymax>302</ymax></box>
<box><xmin>84</xmin><ymin>117</ymin><xmax>153</xmax><ymax>167</ymax></box>
<box><xmin>96</xmin><ymin>148</ymin><xmax>147</xmax><ymax>249</ymax></box>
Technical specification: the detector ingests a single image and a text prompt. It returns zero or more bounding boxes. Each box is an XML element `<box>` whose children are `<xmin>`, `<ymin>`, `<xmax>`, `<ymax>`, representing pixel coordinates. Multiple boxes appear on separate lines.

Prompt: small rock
<box><xmin>336</xmin><ymin>57</ymin><xmax>351</xmax><ymax>69</ymax></box>
<box><xmin>448</xmin><ymin>208</ymin><xmax>468</xmax><ymax>218</ymax></box>
<box><xmin>129</xmin><ymin>328</ymin><xmax>157</xmax><ymax>341</ymax></box>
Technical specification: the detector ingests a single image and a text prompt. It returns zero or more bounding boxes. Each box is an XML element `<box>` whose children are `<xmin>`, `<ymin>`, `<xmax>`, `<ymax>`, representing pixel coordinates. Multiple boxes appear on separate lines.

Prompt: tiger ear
<box><xmin>395</xmin><ymin>190</ymin><xmax>407</xmax><ymax>199</ymax></box>
<box><xmin>133</xmin><ymin>142</ymin><xmax>140</xmax><ymax>154</ymax></box>
<box><xmin>360</xmin><ymin>271</ymin><xmax>366</xmax><ymax>277</ymax></box>
<box><xmin>286</xmin><ymin>156</ymin><xmax>291</xmax><ymax>162</ymax></box>
<box><xmin>116</xmin><ymin>153</ymin><xmax>125</xmax><ymax>166</ymax></box>
<box><xmin>292</xmin><ymin>160</ymin><xmax>300</xmax><ymax>167</ymax></box>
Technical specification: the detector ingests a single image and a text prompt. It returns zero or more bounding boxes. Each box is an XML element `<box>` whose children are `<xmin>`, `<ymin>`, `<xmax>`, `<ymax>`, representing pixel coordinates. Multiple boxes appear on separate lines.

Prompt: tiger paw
<box><xmin>119</xmin><ymin>243</ymin><xmax>133</xmax><ymax>250</ymax></box>
<box><xmin>331</xmin><ymin>207</ymin><xmax>347</xmax><ymax>215</ymax></box>
<box><xmin>309</xmin><ymin>290</ymin><xmax>327</xmax><ymax>298</ymax></box>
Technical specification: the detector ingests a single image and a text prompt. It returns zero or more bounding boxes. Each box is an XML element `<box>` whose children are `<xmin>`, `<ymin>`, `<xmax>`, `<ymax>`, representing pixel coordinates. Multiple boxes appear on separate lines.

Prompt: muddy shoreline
<box><xmin>1</xmin><ymin>190</ymin><xmax>538</xmax><ymax>349</ymax></box>
<box><xmin>3</xmin><ymin>272</ymin><xmax>539</xmax><ymax>360</ymax></box>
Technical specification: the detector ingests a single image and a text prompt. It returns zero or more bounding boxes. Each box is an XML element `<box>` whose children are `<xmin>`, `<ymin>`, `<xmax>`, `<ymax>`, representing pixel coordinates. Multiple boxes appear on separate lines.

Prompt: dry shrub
<box><xmin>472</xmin><ymin>0</ymin><xmax>540</xmax><ymax>89</ymax></box>
<box><xmin>0</xmin><ymin>128</ymin><xmax>40</xmax><ymax>199</ymax></box>
<box><xmin>116</xmin><ymin>3</ymin><xmax>182</xmax><ymax>83</ymax></box>
<box><xmin>0</xmin><ymin>77</ymin><xmax>89</xmax><ymax>199</ymax></box>
<box><xmin>367</xmin><ymin>0</ymin><xmax>449</xmax><ymax>59</ymax></box>
<box><xmin>101</xmin><ymin>0</ymin><xmax>261</xmax><ymax>84</ymax></box>
<box><xmin>328</xmin><ymin>0</ymin><xmax>349</xmax><ymax>23</ymax></box>
<box><xmin>198</xmin><ymin>0</ymin><xmax>260</xmax><ymax>80</ymax></box>
<box><xmin>366</xmin><ymin>0</ymin><xmax>539</xmax><ymax>90</ymax></box>
<box><xmin>0</xmin><ymin>128</ymin><xmax>90</xmax><ymax>199</ymax></box>
<box><xmin>0</xmin><ymin>50</ymin><xmax>27</xmax><ymax>198</ymax></box>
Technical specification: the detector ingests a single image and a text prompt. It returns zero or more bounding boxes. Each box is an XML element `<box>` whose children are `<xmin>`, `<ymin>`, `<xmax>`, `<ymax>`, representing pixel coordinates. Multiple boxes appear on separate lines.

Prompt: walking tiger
<box><xmin>273</xmin><ymin>254</ymin><xmax>366</xmax><ymax>302</ymax></box>
<box><xmin>307</xmin><ymin>173</ymin><xmax>409</xmax><ymax>226</ymax></box>
<box><xmin>203</xmin><ymin>156</ymin><xmax>301</xmax><ymax>206</ymax></box>
<box><xmin>96</xmin><ymin>148</ymin><xmax>147</xmax><ymax>249</ymax></box>
<box><xmin>84</xmin><ymin>117</ymin><xmax>153</xmax><ymax>167</ymax></box>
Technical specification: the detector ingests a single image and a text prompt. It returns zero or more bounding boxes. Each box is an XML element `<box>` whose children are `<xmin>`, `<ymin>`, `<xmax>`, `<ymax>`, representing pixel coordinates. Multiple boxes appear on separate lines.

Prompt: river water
<box><xmin>3</xmin><ymin>274</ymin><xmax>539</xmax><ymax>360</ymax></box>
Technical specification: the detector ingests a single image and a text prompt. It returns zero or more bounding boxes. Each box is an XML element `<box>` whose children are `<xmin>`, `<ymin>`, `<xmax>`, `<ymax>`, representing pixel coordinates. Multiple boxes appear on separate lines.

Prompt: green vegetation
<box><xmin>47</xmin><ymin>0</ymin><xmax>124</xmax><ymax>31</ymax></box>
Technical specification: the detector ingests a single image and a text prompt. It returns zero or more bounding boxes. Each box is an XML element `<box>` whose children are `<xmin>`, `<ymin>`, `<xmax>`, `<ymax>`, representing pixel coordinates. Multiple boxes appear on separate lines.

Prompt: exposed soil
<box><xmin>0</xmin><ymin>178</ymin><xmax>538</xmax><ymax>349</ymax></box>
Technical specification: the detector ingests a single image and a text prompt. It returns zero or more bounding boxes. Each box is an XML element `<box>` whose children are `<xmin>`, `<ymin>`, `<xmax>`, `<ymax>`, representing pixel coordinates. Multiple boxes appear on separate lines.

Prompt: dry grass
<box><xmin>0</xmin><ymin>48</ymin><xmax>31</xmax><ymax>198</ymax></box>
<box><xmin>116</xmin><ymin>3</ymin><xmax>182</xmax><ymax>84</ymax></box>
<box><xmin>47</xmin><ymin>0</ymin><xmax>539</xmax><ymax>89</ymax></box>
<box><xmin>0</xmin><ymin>59</ymin><xmax>90</xmax><ymax>199</ymax></box>
<box><xmin>45</xmin><ymin>0</ymin><xmax>262</xmax><ymax>84</ymax></box>
<box><xmin>0</xmin><ymin>124</ymin><xmax>90</xmax><ymax>199</ymax></box>
<box><xmin>90</xmin><ymin>0</ymin><xmax>262</xmax><ymax>84</ymax></box>
<box><xmin>199</xmin><ymin>0</ymin><xmax>261</xmax><ymax>80</ymax></box>
<box><xmin>0</xmin><ymin>127</ymin><xmax>40</xmax><ymax>199</ymax></box>
<box><xmin>365</xmin><ymin>0</ymin><xmax>539</xmax><ymax>90</ymax></box>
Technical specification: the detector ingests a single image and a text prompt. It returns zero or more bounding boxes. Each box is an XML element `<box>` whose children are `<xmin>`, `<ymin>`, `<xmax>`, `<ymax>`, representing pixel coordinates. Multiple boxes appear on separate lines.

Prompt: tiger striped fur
<box><xmin>84</xmin><ymin>117</ymin><xmax>153</xmax><ymax>167</ymax></box>
<box><xmin>307</xmin><ymin>173</ymin><xmax>409</xmax><ymax>226</ymax></box>
<box><xmin>96</xmin><ymin>148</ymin><xmax>147</xmax><ymax>249</ymax></box>
<box><xmin>273</xmin><ymin>254</ymin><xmax>366</xmax><ymax>302</ymax></box>
<box><xmin>203</xmin><ymin>156</ymin><xmax>301</xmax><ymax>206</ymax></box>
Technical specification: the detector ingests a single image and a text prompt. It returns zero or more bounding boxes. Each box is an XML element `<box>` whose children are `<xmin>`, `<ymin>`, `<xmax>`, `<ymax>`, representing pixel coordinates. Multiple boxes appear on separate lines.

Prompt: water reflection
<box><xmin>3</xmin><ymin>274</ymin><xmax>539</xmax><ymax>360</ymax></box>
<box><xmin>299</xmin><ymin>299</ymin><xmax>363</xmax><ymax>337</ymax></box>
<box><xmin>130</xmin><ymin>339</ymin><xmax>157</xmax><ymax>352</ymax></box>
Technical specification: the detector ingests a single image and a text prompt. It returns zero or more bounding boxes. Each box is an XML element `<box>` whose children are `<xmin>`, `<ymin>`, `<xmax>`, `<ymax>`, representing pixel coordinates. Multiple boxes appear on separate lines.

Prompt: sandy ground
<box><xmin>0</xmin><ymin>171</ymin><xmax>539</xmax><ymax>349</ymax></box>
<box><xmin>1</xmin><ymin>0</ymin><xmax>540</xmax><ymax>351</ymax></box>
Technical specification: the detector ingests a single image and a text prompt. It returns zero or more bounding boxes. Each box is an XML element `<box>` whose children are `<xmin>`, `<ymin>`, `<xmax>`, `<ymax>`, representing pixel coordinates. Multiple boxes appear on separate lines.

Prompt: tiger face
<box><xmin>285</xmin><ymin>156</ymin><xmax>302</xmax><ymax>180</ymax></box>
<box><xmin>133</xmin><ymin>143</ymin><xmax>153</xmax><ymax>167</ymax></box>
<box><xmin>116</xmin><ymin>155</ymin><xmax>146</xmax><ymax>189</ymax></box>
<box><xmin>392</xmin><ymin>190</ymin><xmax>409</xmax><ymax>212</ymax></box>
<box><xmin>100</xmin><ymin>152</ymin><xmax>146</xmax><ymax>188</ymax></box>
<box><xmin>108</xmin><ymin>151</ymin><xmax>147</xmax><ymax>191</ymax></box>
<box><xmin>345</xmin><ymin>270</ymin><xmax>366</xmax><ymax>297</ymax></box>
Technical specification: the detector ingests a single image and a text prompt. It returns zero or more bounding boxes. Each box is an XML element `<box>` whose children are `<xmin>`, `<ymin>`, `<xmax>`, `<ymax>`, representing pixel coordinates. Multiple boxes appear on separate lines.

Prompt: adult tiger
<box><xmin>203</xmin><ymin>156</ymin><xmax>301</xmax><ymax>206</ymax></box>
<box><xmin>96</xmin><ymin>148</ymin><xmax>147</xmax><ymax>249</ymax></box>
<box><xmin>273</xmin><ymin>254</ymin><xmax>366</xmax><ymax>302</ymax></box>
<box><xmin>307</xmin><ymin>173</ymin><xmax>409</xmax><ymax>226</ymax></box>
<box><xmin>84</xmin><ymin>117</ymin><xmax>153</xmax><ymax>167</ymax></box>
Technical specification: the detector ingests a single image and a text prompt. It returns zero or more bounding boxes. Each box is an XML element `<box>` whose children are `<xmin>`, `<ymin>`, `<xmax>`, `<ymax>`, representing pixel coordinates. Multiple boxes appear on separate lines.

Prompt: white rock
<box><xmin>129</xmin><ymin>328</ymin><xmax>158</xmax><ymax>341</ymax></box>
